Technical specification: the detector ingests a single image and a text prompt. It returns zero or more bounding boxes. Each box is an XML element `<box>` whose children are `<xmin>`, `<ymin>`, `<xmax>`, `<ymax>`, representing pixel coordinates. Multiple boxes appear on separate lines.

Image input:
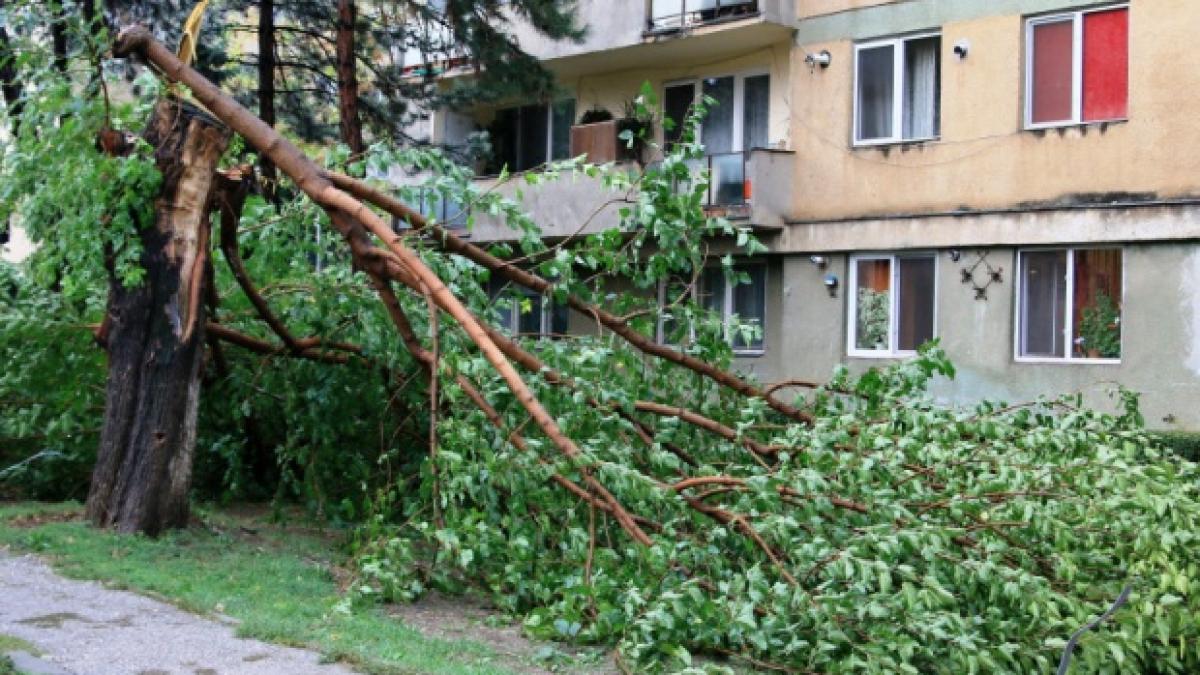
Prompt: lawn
<box><xmin>0</xmin><ymin>503</ymin><xmax>531</xmax><ymax>675</ymax></box>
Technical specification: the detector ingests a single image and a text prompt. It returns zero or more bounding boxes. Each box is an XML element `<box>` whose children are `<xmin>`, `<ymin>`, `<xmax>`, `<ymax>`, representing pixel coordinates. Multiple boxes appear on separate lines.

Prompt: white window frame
<box><xmin>852</xmin><ymin>31</ymin><xmax>942</xmax><ymax>147</ymax></box>
<box><xmin>1023</xmin><ymin>4</ymin><xmax>1130</xmax><ymax>130</ymax></box>
<box><xmin>663</xmin><ymin>70</ymin><xmax>771</xmax><ymax>153</ymax></box>
<box><xmin>1013</xmin><ymin>247</ymin><xmax>1124</xmax><ymax>364</ymax></box>
<box><xmin>846</xmin><ymin>253</ymin><xmax>939</xmax><ymax>359</ymax></box>
<box><xmin>655</xmin><ymin>262</ymin><xmax>767</xmax><ymax>356</ymax></box>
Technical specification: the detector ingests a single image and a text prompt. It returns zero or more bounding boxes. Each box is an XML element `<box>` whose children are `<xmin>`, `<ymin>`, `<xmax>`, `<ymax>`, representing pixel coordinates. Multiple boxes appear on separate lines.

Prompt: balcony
<box><xmin>462</xmin><ymin>148</ymin><xmax>793</xmax><ymax>241</ymax></box>
<box><xmin>648</xmin><ymin>0</ymin><xmax>759</xmax><ymax>33</ymax></box>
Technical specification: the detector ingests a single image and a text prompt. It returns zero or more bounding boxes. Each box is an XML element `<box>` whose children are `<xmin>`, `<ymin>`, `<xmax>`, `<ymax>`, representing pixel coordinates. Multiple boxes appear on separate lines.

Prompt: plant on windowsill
<box><xmin>856</xmin><ymin>288</ymin><xmax>890</xmax><ymax>351</ymax></box>
<box><xmin>1075</xmin><ymin>291</ymin><xmax>1121</xmax><ymax>359</ymax></box>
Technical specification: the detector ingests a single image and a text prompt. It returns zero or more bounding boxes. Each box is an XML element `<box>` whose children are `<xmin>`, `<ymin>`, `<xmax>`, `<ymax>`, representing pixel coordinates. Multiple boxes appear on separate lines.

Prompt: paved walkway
<box><xmin>0</xmin><ymin>552</ymin><xmax>356</xmax><ymax>675</ymax></box>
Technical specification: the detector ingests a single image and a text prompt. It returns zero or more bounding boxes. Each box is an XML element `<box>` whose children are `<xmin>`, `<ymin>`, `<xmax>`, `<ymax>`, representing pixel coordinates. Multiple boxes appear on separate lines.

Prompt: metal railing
<box><xmin>648</xmin><ymin>0</ymin><xmax>757</xmax><ymax>32</ymax></box>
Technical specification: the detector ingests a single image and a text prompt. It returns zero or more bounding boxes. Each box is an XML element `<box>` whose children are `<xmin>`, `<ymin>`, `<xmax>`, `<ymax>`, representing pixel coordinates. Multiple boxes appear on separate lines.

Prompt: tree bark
<box><xmin>335</xmin><ymin>0</ymin><xmax>364</xmax><ymax>155</ymax></box>
<box><xmin>86</xmin><ymin>97</ymin><xmax>230</xmax><ymax>535</ymax></box>
<box><xmin>257</xmin><ymin>0</ymin><xmax>278</xmax><ymax>199</ymax></box>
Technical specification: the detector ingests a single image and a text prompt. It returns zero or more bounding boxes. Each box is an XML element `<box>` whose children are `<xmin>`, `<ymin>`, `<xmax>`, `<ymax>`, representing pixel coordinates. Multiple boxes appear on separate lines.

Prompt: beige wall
<box><xmin>790</xmin><ymin>0</ymin><xmax>1200</xmax><ymax>222</ymax></box>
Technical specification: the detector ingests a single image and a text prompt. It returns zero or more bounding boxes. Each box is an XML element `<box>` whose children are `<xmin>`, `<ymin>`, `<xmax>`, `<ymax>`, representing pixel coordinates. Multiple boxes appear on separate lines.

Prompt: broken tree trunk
<box><xmin>86</xmin><ymin>97</ymin><xmax>231</xmax><ymax>535</ymax></box>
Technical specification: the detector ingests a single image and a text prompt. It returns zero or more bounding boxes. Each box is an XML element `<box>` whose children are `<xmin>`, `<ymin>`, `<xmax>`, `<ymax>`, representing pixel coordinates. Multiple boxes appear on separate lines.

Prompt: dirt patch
<box><xmin>388</xmin><ymin>592</ymin><xmax>618</xmax><ymax>675</ymax></box>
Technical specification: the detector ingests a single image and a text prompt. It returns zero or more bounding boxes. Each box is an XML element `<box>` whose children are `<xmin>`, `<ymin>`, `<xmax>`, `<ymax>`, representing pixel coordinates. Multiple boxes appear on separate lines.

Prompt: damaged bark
<box><xmin>86</xmin><ymin>97</ymin><xmax>231</xmax><ymax>535</ymax></box>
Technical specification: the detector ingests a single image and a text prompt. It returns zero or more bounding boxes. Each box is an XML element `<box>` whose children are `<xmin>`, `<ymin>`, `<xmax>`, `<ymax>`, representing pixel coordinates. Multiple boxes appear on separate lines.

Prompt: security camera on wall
<box><xmin>953</xmin><ymin>39</ymin><xmax>970</xmax><ymax>59</ymax></box>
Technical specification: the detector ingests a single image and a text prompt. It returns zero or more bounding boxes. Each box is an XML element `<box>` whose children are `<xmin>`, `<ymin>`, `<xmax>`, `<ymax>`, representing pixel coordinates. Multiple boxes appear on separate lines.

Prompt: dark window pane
<box><xmin>857</xmin><ymin>45</ymin><xmax>895</xmax><ymax>141</ymax></box>
<box><xmin>517</xmin><ymin>104</ymin><xmax>549</xmax><ymax>171</ymax></box>
<box><xmin>549</xmin><ymin>300</ymin><xmax>570</xmax><ymax>337</ymax></box>
<box><xmin>551</xmin><ymin>99</ymin><xmax>576</xmax><ymax>160</ymax></box>
<box><xmin>902</xmin><ymin>36</ymin><xmax>940</xmax><ymax>139</ymax></box>
<box><xmin>1031</xmin><ymin>19</ymin><xmax>1075</xmax><ymax>124</ymax></box>
<box><xmin>1072</xmin><ymin>249</ymin><xmax>1122</xmax><ymax>358</ymax></box>
<box><xmin>701</xmin><ymin>76</ymin><xmax>735</xmax><ymax>154</ymax></box>
<box><xmin>489</xmin><ymin>107</ymin><xmax>519</xmax><ymax>173</ymax></box>
<box><xmin>743</xmin><ymin>75</ymin><xmax>770</xmax><ymax>150</ymax></box>
<box><xmin>731</xmin><ymin>266</ymin><xmax>766</xmax><ymax>350</ymax></box>
<box><xmin>701</xmin><ymin>267</ymin><xmax>725</xmax><ymax>314</ymax></box>
<box><xmin>1020</xmin><ymin>250</ymin><xmax>1067</xmax><ymax>357</ymax></box>
<box><xmin>896</xmin><ymin>257</ymin><xmax>936</xmax><ymax>351</ymax></box>
<box><xmin>487</xmin><ymin>277</ymin><xmax>518</xmax><ymax>333</ymax></box>
<box><xmin>665</xmin><ymin>83</ymin><xmax>695</xmax><ymax>147</ymax></box>
<box><xmin>855</xmin><ymin>259</ymin><xmax>892</xmax><ymax>351</ymax></box>
<box><xmin>516</xmin><ymin>288</ymin><xmax>543</xmax><ymax>336</ymax></box>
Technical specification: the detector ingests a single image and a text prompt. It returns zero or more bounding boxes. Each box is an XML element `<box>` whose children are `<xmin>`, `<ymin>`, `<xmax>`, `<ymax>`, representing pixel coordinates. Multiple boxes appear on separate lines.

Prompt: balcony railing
<box><xmin>648</xmin><ymin>0</ymin><xmax>758</xmax><ymax>32</ymax></box>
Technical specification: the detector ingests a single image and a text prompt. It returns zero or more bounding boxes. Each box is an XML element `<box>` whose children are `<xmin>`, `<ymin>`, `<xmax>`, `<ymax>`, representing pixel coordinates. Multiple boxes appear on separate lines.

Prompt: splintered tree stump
<box><xmin>86</xmin><ymin>97</ymin><xmax>230</xmax><ymax>535</ymax></box>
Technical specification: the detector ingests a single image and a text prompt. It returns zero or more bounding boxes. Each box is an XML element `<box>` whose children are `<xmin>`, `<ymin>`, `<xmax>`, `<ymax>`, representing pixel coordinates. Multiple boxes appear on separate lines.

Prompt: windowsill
<box><xmin>852</xmin><ymin>136</ymin><xmax>940</xmax><ymax>150</ymax></box>
<box><xmin>733</xmin><ymin>349</ymin><xmax>766</xmax><ymax>358</ymax></box>
<box><xmin>1024</xmin><ymin>118</ymin><xmax>1129</xmax><ymax>133</ymax></box>
<box><xmin>848</xmin><ymin>350</ymin><xmax>918</xmax><ymax>360</ymax></box>
<box><xmin>1014</xmin><ymin>356</ymin><xmax>1122</xmax><ymax>365</ymax></box>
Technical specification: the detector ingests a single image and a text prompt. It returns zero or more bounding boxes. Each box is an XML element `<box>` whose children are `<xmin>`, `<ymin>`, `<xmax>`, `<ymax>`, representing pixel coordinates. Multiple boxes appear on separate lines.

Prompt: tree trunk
<box><xmin>86</xmin><ymin>97</ymin><xmax>230</xmax><ymax>535</ymax></box>
<box><xmin>257</xmin><ymin>0</ymin><xmax>278</xmax><ymax>200</ymax></box>
<box><xmin>335</xmin><ymin>0</ymin><xmax>364</xmax><ymax>155</ymax></box>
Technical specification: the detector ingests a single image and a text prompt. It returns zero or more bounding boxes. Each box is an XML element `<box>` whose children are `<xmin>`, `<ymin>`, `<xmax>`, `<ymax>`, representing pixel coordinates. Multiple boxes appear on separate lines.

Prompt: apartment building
<box><xmin>398</xmin><ymin>0</ymin><xmax>1200</xmax><ymax>430</ymax></box>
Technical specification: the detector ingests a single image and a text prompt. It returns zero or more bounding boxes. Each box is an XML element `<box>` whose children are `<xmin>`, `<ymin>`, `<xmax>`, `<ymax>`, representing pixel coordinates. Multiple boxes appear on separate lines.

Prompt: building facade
<box><xmin>401</xmin><ymin>0</ymin><xmax>1200</xmax><ymax>430</ymax></box>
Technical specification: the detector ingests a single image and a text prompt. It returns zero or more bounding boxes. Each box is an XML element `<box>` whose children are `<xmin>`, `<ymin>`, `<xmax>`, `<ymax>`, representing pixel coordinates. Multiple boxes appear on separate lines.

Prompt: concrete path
<box><xmin>0</xmin><ymin>551</ymin><xmax>356</xmax><ymax>675</ymax></box>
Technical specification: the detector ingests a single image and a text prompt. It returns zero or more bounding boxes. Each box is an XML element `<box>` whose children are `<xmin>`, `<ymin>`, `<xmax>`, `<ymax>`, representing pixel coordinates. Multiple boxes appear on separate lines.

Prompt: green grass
<box><xmin>0</xmin><ymin>503</ymin><xmax>521</xmax><ymax>675</ymax></box>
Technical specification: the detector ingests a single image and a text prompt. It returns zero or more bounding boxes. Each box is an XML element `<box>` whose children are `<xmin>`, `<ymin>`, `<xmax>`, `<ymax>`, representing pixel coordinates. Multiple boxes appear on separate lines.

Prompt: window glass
<box><xmin>731</xmin><ymin>266</ymin><xmax>765</xmax><ymax>350</ymax></box>
<box><xmin>1072</xmin><ymin>249</ymin><xmax>1122</xmax><ymax>359</ymax></box>
<box><xmin>665</xmin><ymin>83</ymin><xmax>696</xmax><ymax>147</ymax></box>
<box><xmin>857</xmin><ymin>44</ymin><xmax>895</xmax><ymax>141</ymax></box>
<box><xmin>517</xmin><ymin>104</ymin><xmax>549</xmax><ymax>171</ymax></box>
<box><xmin>854</xmin><ymin>258</ymin><xmax>892</xmax><ymax>351</ymax></box>
<box><xmin>896</xmin><ymin>257</ymin><xmax>936</xmax><ymax>351</ymax></box>
<box><xmin>742</xmin><ymin>74</ymin><xmax>770</xmax><ymax>150</ymax></box>
<box><xmin>902</xmin><ymin>36</ymin><xmax>941</xmax><ymax>140</ymax></box>
<box><xmin>701</xmin><ymin>76</ymin><xmax>735</xmax><ymax>154</ymax></box>
<box><xmin>551</xmin><ymin>100</ymin><xmax>575</xmax><ymax>161</ymax></box>
<box><xmin>1019</xmin><ymin>250</ymin><xmax>1068</xmax><ymax>357</ymax></box>
<box><xmin>1082</xmin><ymin>9</ymin><xmax>1129</xmax><ymax>121</ymax></box>
<box><xmin>1031</xmin><ymin>19</ymin><xmax>1074</xmax><ymax>124</ymax></box>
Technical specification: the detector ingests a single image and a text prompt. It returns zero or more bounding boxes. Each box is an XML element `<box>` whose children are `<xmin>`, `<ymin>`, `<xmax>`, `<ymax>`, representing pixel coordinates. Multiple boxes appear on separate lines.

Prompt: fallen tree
<box><xmin>3</xmin><ymin>20</ymin><xmax>1200</xmax><ymax>673</ymax></box>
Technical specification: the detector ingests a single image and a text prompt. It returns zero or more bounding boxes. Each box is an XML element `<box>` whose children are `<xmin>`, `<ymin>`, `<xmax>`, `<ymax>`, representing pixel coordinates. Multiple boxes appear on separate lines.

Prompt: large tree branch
<box><xmin>322</xmin><ymin>171</ymin><xmax>815</xmax><ymax>424</ymax></box>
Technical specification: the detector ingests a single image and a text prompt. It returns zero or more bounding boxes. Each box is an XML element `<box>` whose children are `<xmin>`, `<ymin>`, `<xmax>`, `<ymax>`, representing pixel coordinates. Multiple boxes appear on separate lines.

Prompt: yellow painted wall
<box><xmin>789</xmin><ymin>0</ymin><xmax>1200</xmax><ymax>221</ymax></box>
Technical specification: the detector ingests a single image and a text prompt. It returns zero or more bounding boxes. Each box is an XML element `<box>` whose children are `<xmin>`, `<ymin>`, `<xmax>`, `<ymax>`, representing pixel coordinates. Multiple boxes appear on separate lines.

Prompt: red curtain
<box><xmin>1083</xmin><ymin>8</ymin><xmax>1129</xmax><ymax>121</ymax></box>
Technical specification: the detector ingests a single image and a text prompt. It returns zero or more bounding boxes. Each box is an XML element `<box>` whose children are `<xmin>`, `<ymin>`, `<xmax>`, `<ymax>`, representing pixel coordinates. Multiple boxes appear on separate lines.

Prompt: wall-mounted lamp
<box><xmin>805</xmin><ymin>50</ymin><xmax>832</xmax><ymax>70</ymax></box>
<box><xmin>810</xmin><ymin>255</ymin><xmax>827</xmax><ymax>268</ymax></box>
<box><xmin>953</xmin><ymin>39</ymin><xmax>970</xmax><ymax>59</ymax></box>
<box><xmin>823</xmin><ymin>273</ymin><xmax>839</xmax><ymax>297</ymax></box>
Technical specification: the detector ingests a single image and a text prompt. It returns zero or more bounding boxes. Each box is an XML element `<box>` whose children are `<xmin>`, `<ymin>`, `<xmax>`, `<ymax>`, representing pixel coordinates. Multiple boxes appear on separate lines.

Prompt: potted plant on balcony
<box><xmin>618</xmin><ymin>99</ymin><xmax>654</xmax><ymax>164</ymax></box>
<box><xmin>1076</xmin><ymin>291</ymin><xmax>1121</xmax><ymax>359</ymax></box>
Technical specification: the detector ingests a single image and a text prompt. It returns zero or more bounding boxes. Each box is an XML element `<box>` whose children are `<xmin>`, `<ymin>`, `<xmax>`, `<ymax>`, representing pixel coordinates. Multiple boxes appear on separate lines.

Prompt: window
<box><xmin>1025</xmin><ymin>6</ymin><xmax>1128</xmax><ymax>128</ymax></box>
<box><xmin>657</xmin><ymin>264</ymin><xmax>766</xmax><ymax>353</ymax></box>
<box><xmin>391</xmin><ymin>187</ymin><xmax>468</xmax><ymax>231</ymax></box>
<box><xmin>848</xmin><ymin>254</ymin><xmax>936</xmax><ymax>356</ymax></box>
<box><xmin>1017</xmin><ymin>248</ymin><xmax>1122</xmax><ymax>361</ymax></box>
<box><xmin>663</xmin><ymin>73</ymin><xmax>769</xmax><ymax>205</ymax></box>
<box><xmin>488</xmin><ymin>278</ymin><xmax>569</xmax><ymax>338</ymax></box>
<box><xmin>486</xmin><ymin>100</ymin><xmax>576</xmax><ymax>173</ymax></box>
<box><xmin>854</xmin><ymin>34</ymin><xmax>941</xmax><ymax>145</ymax></box>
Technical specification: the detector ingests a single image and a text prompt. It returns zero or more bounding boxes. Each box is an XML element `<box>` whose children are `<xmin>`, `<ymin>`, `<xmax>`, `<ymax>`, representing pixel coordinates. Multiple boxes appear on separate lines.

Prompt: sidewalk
<box><xmin>0</xmin><ymin>552</ymin><xmax>356</xmax><ymax>675</ymax></box>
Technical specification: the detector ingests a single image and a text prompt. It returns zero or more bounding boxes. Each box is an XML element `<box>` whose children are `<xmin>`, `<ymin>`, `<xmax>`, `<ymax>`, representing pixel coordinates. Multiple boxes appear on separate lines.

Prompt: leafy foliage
<box><xmin>3</xmin><ymin>13</ymin><xmax>1200</xmax><ymax>673</ymax></box>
